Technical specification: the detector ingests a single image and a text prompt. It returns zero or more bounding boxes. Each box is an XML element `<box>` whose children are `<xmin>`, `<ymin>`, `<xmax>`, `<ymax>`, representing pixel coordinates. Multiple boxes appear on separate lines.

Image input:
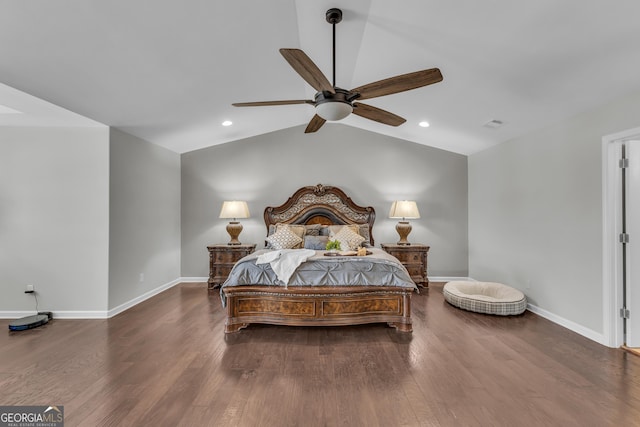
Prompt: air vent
<box><xmin>483</xmin><ymin>119</ymin><xmax>504</xmax><ymax>129</ymax></box>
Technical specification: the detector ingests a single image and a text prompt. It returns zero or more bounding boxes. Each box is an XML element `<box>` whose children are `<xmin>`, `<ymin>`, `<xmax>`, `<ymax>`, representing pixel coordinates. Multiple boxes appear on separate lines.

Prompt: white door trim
<box><xmin>602</xmin><ymin>126</ymin><xmax>640</xmax><ymax>347</ymax></box>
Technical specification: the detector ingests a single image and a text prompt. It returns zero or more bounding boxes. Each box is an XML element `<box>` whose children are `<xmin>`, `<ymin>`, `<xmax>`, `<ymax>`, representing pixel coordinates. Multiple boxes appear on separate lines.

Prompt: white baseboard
<box><xmin>526</xmin><ymin>303</ymin><xmax>607</xmax><ymax>346</ymax></box>
<box><xmin>0</xmin><ymin>311</ymin><xmax>41</xmax><ymax>319</ymax></box>
<box><xmin>428</xmin><ymin>276</ymin><xmax>476</xmax><ymax>282</ymax></box>
<box><xmin>0</xmin><ymin>278</ymin><xmax>185</xmax><ymax>320</ymax></box>
<box><xmin>107</xmin><ymin>278</ymin><xmax>182</xmax><ymax>318</ymax></box>
<box><xmin>179</xmin><ymin>277</ymin><xmax>208</xmax><ymax>283</ymax></box>
<box><xmin>0</xmin><ymin>310</ymin><xmax>110</xmax><ymax>319</ymax></box>
<box><xmin>46</xmin><ymin>311</ymin><xmax>110</xmax><ymax>319</ymax></box>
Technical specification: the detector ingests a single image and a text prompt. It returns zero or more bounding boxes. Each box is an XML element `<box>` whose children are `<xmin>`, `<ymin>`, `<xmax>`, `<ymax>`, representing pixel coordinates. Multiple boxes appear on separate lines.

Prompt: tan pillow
<box><xmin>328</xmin><ymin>224</ymin><xmax>359</xmax><ymax>237</ymax></box>
<box><xmin>272</xmin><ymin>223</ymin><xmax>305</xmax><ymax>249</ymax></box>
<box><xmin>265</xmin><ymin>225</ymin><xmax>303</xmax><ymax>250</ymax></box>
<box><xmin>278</xmin><ymin>223</ymin><xmax>304</xmax><ymax>238</ymax></box>
<box><xmin>332</xmin><ymin>225</ymin><xmax>366</xmax><ymax>251</ymax></box>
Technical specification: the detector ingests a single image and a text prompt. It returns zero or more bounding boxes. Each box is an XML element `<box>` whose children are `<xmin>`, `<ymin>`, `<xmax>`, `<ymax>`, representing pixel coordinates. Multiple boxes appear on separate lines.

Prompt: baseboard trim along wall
<box><xmin>107</xmin><ymin>278</ymin><xmax>184</xmax><ymax>318</ymax></box>
<box><xmin>435</xmin><ymin>277</ymin><xmax>608</xmax><ymax>347</ymax></box>
<box><xmin>526</xmin><ymin>303</ymin><xmax>607</xmax><ymax>347</ymax></box>
<box><xmin>0</xmin><ymin>311</ymin><xmax>50</xmax><ymax>319</ymax></box>
<box><xmin>0</xmin><ymin>310</ymin><xmax>115</xmax><ymax>320</ymax></box>
<box><xmin>428</xmin><ymin>276</ymin><xmax>475</xmax><ymax>283</ymax></box>
<box><xmin>0</xmin><ymin>278</ymin><xmax>185</xmax><ymax>320</ymax></box>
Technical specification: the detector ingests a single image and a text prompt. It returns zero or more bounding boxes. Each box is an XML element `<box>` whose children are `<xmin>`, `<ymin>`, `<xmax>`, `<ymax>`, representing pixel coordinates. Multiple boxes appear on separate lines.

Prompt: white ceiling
<box><xmin>1</xmin><ymin>0</ymin><xmax>640</xmax><ymax>155</ymax></box>
<box><xmin>0</xmin><ymin>83</ymin><xmax>104</xmax><ymax>127</ymax></box>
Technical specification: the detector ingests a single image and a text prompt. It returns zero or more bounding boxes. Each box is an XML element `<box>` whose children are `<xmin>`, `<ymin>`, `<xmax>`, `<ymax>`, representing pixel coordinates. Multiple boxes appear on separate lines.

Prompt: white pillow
<box><xmin>332</xmin><ymin>225</ymin><xmax>366</xmax><ymax>251</ymax></box>
<box><xmin>265</xmin><ymin>225</ymin><xmax>304</xmax><ymax>250</ymax></box>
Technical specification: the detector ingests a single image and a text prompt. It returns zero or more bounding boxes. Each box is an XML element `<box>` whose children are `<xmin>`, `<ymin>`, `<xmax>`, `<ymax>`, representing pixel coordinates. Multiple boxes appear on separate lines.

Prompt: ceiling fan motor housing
<box><xmin>326</xmin><ymin>8</ymin><xmax>343</xmax><ymax>24</ymax></box>
<box><xmin>314</xmin><ymin>88</ymin><xmax>353</xmax><ymax>121</ymax></box>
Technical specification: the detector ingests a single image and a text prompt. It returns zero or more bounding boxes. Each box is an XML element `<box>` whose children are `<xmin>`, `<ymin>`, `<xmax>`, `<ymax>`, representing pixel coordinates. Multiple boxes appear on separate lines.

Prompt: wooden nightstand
<box><xmin>380</xmin><ymin>243</ymin><xmax>430</xmax><ymax>288</ymax></box>
<box><xmin>207</xmin><ymin>244</ymin><xmax>256</xmax><ymax>289</ymax></box>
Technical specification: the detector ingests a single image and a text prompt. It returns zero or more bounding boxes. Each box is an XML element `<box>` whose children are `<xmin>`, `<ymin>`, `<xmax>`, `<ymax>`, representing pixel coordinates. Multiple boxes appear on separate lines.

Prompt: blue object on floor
<box><xmin>8</xmin><ymin>314</ymin><xmax>49</xmax><ymax>331</ymax></box>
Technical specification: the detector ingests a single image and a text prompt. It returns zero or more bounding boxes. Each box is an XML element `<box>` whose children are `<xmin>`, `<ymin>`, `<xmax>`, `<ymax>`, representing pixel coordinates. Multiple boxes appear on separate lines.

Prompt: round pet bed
<box><xmin>443</xmin><ymin>281</ymin><xmax>527</xmax><ymax>316</ymax></box>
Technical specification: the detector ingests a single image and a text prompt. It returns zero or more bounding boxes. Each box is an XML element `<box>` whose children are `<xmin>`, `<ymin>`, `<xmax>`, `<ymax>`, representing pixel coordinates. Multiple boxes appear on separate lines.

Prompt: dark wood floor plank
<box><xmin>2</xmin><ymin>282</ymin><xmax>640</xmax><ymax>426</ymax></box>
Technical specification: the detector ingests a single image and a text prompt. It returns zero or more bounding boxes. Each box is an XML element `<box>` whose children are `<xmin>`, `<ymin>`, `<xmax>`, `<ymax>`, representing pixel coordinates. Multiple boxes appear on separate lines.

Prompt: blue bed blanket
<box><xmin>220</xmin><ymin>247</ymin><xmax>417</xmax><ymax>305</ymax></box>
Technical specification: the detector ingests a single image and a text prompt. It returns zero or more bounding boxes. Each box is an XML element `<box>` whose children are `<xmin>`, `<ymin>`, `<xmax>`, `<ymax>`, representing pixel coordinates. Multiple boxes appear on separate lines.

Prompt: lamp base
<box><xmin>395</xmin><ymin>221</ymin><xmax>412</xmax><ymax>245</ymax></box>
<box><xmin>226</xmin><ymin>221</ymin><xmax>243</xmax><ymax>245</ymax></box>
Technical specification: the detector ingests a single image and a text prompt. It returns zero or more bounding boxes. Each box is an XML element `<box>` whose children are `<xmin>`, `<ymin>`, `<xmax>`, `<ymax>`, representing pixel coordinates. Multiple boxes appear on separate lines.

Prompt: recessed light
<box><xmin>222</xmin><ymin>120</ymin><xmax>233</xmax><ymax>127</ymax></box>
<box><xmin>418</xmin><ymin>121</ymin><xmax>430</xmax><ymax>128</ymax></box>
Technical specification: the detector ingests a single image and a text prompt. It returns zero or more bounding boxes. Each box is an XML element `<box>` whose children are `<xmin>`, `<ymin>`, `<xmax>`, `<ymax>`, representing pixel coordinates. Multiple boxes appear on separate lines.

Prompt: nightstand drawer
<box><xmin>216</xmin><ymin>252</ymin><xmax>238</xmax><ymax>263</ymax></box>
<box><xmin>207</xmin><ymin>244</ymin><xmax>256</xmax><ymax>289</ymax></box>
<box><xmin>380</xmin><ymin>243</ymin><xmax>430</xmax><ymax>288</ymax></box>
<box><xmin>404</xmin><ymin>265</ymin><xmax>425</xmax><ymax>277</ymax></box>
<box><xmin>392</xmin><ymin>251</ymin><xmax>423</xmax><ymax>264</ymax></box>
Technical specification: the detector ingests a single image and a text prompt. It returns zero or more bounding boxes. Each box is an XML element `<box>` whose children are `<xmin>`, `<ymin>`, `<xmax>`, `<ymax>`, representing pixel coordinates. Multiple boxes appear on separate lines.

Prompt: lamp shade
<box><xmin>389</xmin><ymin>200</ymin><xmax>420</xmax><ymax>219</ymax></box>
<box><xmin>219</xmin><ymin>201</ymin><xmax>250</xmax><ymax>219</ymax></box>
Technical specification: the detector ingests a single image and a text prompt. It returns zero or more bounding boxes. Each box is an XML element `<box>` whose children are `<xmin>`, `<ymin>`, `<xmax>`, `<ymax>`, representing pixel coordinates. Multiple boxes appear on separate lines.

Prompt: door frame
<box><xmin>602</xmin><ymin>126</ymin><xmax>640</xmax><ymax>347</ymax></box>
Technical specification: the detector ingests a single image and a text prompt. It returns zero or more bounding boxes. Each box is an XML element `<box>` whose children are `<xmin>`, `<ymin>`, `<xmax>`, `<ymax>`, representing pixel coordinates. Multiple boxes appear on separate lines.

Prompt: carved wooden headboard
<box><xmin>263</xmin><ymin>184</ymin><xmax>376</xmax><ymax>245</ymax></box>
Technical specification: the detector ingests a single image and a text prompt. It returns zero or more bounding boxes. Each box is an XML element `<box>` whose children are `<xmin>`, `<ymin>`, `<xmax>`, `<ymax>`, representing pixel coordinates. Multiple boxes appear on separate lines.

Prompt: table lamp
<box><xmin>219</xmin><ymin>201</ymin><xmax>250</xmax><ymax>245</ymax></box>
<box><xmin>389</xmin><ymin>200</ymin><xmax>420</xmax><ymax>245</ymax></box>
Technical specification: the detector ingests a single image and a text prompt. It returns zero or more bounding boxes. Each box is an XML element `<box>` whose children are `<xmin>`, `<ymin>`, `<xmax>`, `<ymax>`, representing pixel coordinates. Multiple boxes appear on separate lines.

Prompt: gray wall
<box><xmin>469</xmin><ymin>89</ymin><xmax>640</xmax><ymax>334</ymax></box>
<box><xmin>0</xmin><ymin>127</ymin><xmax>110</xmax><ymax>314</ymax></box>
<box><xmin>181</xmin><ymin>123</ymin><xmax>468</xmax><ymax>278</ymax></box>
<box><xmin>108</xmin><ymin>128</ymin><xmax>181</xmax><ymax>310</ymax></box>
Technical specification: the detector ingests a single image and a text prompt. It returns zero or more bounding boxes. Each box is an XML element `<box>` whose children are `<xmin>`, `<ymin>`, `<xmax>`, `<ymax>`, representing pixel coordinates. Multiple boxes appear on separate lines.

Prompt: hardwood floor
<box><xmin>1</xmin><ymin>282</ymin><xmax>639</xmax><ymax>426</ymax></box>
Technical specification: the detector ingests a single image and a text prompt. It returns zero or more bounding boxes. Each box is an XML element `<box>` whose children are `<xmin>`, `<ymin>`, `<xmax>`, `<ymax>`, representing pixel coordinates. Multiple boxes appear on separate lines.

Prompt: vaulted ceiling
<box><xmin>1</xmin><ymin>1</ymin><xmax>640</xmax><ymax>155</ymax></box>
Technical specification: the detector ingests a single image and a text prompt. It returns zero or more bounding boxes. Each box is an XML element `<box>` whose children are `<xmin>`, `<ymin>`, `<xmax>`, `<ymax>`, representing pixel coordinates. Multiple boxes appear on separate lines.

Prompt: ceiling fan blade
<box><xmin>351</xmin><ymin>68</ymin><xmax>443</xmax><ymax>100</ymax></box>
<box><xmin>280</xmin><ymin>49</ymin><xmax>335</xmax><ymax>94</ymax></box>
<box><xmin>304</xmin><ymin>114</ymin><xmax>327</xmax><ymax>133</ymax></box>
<box><xmin>232</xmin><ymin>100</ymin><xmax>314</xmax><ymax>107</ymax></box>
<box><xmin>352</xmin><ymin>102</ymin><xmax>406</xmax><ymax>126</ymax></box>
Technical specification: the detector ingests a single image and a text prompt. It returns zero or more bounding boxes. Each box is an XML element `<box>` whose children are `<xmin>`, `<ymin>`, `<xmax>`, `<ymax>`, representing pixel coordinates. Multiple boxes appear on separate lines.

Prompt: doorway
<box><xmin>603</xmin><ymin>127</ymin><xmax>640</xmax><ymax>348</ymax></box>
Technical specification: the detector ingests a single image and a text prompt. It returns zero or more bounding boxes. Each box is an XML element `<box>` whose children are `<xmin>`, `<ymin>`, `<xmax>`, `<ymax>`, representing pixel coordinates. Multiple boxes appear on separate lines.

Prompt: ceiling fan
<box><xmin>232</xmin><ymin>8</ymin><xmax>443</xmax><ymax>134</ymax></box>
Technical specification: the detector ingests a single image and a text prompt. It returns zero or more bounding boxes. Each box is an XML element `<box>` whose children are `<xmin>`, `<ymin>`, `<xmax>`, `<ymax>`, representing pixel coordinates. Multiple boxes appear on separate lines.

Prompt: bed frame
<box><xmin>223</xmin><ymin>184</ymin><xmax>413</xmax><ymax>333</ymax></box>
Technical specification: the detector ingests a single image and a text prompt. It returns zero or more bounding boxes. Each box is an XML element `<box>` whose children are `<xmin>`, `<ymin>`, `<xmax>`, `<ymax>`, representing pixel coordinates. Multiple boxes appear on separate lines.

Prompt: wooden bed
<box><xmin>223</xmin><ymin>184</ymin><xmax>414</xmax><ymax>333</ymax></box>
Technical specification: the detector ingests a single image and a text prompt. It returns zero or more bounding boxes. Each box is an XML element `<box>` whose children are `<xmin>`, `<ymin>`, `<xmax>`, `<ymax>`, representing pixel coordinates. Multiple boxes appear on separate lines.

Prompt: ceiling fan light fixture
<box><xmin>314</xmin><ymin>88</ymin><xmax>353</xmax><ymax>121</ymax></box>
<box><xmin>316</xmin><ymin>101</ymin><xmax>353</xmax><ymax>121</ymax></box>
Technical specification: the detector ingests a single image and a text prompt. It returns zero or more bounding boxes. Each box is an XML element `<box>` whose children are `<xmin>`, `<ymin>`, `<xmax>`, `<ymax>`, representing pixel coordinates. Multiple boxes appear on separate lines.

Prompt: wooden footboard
<box><xmin>224</xmin><ymin>286</ymin><xmax>413</xmax><ymax>333</ymax></box>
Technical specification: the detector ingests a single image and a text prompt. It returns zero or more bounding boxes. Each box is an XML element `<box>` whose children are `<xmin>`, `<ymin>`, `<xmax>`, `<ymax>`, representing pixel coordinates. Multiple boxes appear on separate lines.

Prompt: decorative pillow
<box><xmin>328</xmin><ymin>224</ymin><xmax>359</xmax><ymax>236</ymax></box>
<box><xmin>265</xmin><ymin>225</ymin><xmax>303</xmax><ymax>250</ymax></box>
<box><xmin>304</xmin><ymin>224</ymin><xmax>323</xmax><ymax>236</ymax></box>
<box><xmin>357</xmin><ymin>224</ymin><xmax>371</xmax><ymax>247</ymax></box>
<box><xmin>267</xmin><ymin>223</ymin><xmax>305</xmax><ymax>249</ymax></box>
<box><xmin>303</xmin><ymin>235</ymin><xmax>330</xmax><ymax>250</ymax></box>
<box><xmin>275</xmin><ymin>223</ymin><xmax>304</xmax><ymax>239</ymax></box>
<box><xmin>332</xmin><ymin>226</ymin><xmax>366</xmax><ymax>251</ymax></box>
<box><xmin>290</xmin><ymin>225</ymin><xmax>306</xmax><ymax>238</ymax></box>
<box><xmin>321</xmin><ymin>224</ymin><xmax>372</xmax><ymax>246</ymax></box>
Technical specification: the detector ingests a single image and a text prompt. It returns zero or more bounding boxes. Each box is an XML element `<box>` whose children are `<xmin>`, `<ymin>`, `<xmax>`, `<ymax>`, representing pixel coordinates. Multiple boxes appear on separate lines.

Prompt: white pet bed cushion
<box><xmin>443</xmin><ymin>281</ymin><xmax>527</xmax><ymax>315</ymax></box>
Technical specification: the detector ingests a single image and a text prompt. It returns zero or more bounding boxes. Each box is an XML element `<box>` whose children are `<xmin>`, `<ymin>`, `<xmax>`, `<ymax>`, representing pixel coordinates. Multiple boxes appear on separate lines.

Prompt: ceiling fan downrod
<box><xmin>326</xmin><ymin>8</ymin><xmax>342</xmax><ymax>88</ymax></box>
